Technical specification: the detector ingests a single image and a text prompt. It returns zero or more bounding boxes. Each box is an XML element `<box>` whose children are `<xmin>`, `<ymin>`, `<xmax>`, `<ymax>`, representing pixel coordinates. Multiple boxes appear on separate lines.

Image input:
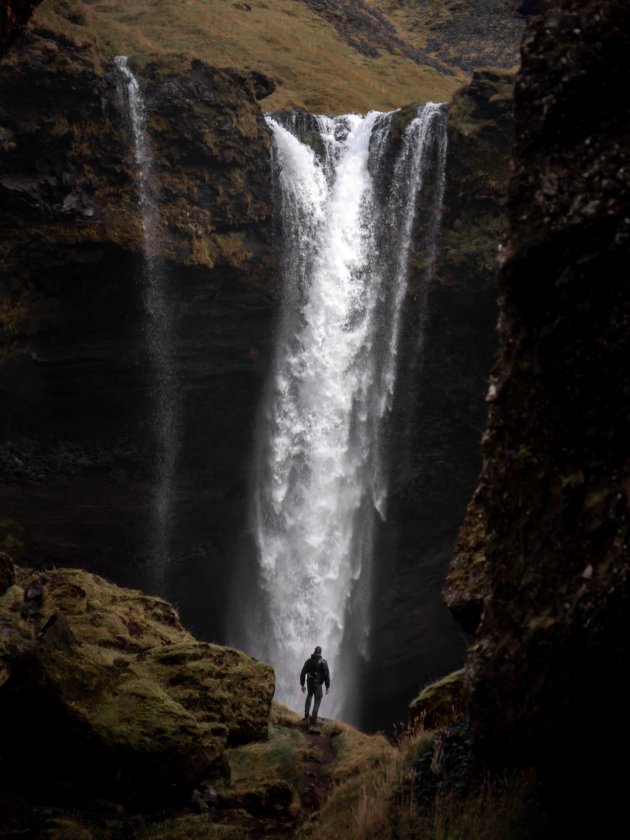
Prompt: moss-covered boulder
<box><xmin>409</xmin><ymin>669</ymin><xmax>466</xmax><ymax>731</ymax></box>
<box><xmin>0</xmin><ymin>561</ymin><xmax>274</xmax><ymax>810</ymax></box>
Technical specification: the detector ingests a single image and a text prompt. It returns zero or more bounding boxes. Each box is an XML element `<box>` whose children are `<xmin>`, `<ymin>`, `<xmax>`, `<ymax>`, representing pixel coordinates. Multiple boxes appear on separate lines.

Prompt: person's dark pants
<box><xmin>305</xmin><ymin>680</ymin><xmax>323</xmax><ymax>723</ymax></box>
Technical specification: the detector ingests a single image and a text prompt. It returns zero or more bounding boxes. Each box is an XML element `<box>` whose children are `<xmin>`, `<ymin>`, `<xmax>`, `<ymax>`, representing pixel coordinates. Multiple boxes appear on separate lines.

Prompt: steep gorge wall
<box><xmin>445</xmin><ymin>0</ymin><xmax>630</xmax><ymax>826</ymax></box>
<box><xmin>0</xmin><ymin>25</ymin><xmax>276</xmax><ymax>639</ymax></box>
<box><xmin>364</xmin><ymin>70</ymin><xmax>514</xmax><ymax>730</ymax></box>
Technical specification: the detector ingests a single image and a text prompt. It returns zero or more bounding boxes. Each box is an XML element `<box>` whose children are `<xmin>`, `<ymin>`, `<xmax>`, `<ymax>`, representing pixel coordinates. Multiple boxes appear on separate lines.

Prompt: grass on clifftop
<box><xmin>32</xmin><ymin>0</ymin><xmax>461</xmax><ymax>113</ymax></box>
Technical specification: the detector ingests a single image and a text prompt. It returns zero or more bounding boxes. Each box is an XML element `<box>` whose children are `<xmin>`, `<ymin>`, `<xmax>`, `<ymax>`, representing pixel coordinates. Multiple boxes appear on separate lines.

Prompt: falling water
<box><xmin>115</xmin><ymin>56</ymin><xmax>178</xmax><ymax>588</ymax></box>
<box><xmin>240</xmin><ymin>104</ymin><xmax>448</xmax><ymax>720</ymax></box>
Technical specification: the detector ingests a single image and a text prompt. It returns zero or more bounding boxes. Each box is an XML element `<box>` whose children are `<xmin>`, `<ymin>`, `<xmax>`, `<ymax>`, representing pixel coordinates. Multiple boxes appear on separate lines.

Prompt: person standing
<box><xmin>300</xmin><ymin>645</ymin><xmax>330</xmax><ymax>726</ymax></box>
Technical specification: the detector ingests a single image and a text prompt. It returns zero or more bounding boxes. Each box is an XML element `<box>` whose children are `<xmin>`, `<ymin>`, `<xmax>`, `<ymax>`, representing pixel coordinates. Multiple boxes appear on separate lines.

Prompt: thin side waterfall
<box><xmin>240</xmin><ymin>104</ymin><xmax>448</xmax><ymax>720</ymax></box>
<box><xmin>115</xmin><ymin>56</ymin><xmax>178</xmax><ymax>589</ymax></box>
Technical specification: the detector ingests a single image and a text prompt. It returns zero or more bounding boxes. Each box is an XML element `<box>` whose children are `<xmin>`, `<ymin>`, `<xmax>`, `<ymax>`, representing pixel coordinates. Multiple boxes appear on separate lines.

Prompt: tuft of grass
<box><xmin>322</xmin><ymin>719</ymin><xmax>396</xmax><ymax>782</ymax></box>
<box><xmin>299</xmin><ymin>723</ymin><xmax>549</xmax><ymax>840</ymax></box>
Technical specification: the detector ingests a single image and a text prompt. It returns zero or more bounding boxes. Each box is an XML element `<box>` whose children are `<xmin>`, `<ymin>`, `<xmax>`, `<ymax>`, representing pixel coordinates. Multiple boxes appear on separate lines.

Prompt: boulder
<box><xmin>0</xmin><ymin>565</ymin><xmax>274</xmax><ymax>809</ymax></box>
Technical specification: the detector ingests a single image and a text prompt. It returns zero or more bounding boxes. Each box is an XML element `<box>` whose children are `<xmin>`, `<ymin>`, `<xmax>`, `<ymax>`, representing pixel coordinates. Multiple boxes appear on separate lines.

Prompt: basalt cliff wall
<box><xmin>0</xmin><ymin>25</ymin><xmax>276</xmax><ymax>639</ymax></box>
<box><xmin>445</xmin><ymin>0</ymin><xmax>630</xmax><ymax>827</ymax></box>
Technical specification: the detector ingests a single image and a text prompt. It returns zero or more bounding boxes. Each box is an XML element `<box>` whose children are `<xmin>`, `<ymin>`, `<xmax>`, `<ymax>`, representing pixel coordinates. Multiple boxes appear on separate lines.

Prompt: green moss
<box><xmin>227</xmin><ymin>724</ymin><xmax>306</xmax><ymax>789</ymax></box>
<box><xmin>409</xmin><ymin>668</ymin><xmax>466</xmax><ymax>729</ymax></box>
<box><xmin>0</xmin><ymin>563</ymin><xmax>274</xmax><ymax>806</ymax></box>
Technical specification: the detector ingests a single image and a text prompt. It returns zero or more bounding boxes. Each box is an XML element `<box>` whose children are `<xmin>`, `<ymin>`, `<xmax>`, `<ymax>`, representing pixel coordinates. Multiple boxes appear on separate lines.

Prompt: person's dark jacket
<box><xmin>300</xmin><ymin>654</ymin><xmax>330</xmax><ymax>689</ymax></box>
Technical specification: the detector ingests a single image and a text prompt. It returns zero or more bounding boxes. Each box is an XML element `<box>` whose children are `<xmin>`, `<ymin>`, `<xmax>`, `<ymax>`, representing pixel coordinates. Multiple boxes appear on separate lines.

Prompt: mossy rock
<box><xmin>409</xmin><ymin>668</ymin><xmax>466</xmax><ymax>730</ymax></box>
<box><xmin>0</xmin><ymin>561</ymin><xmax>274</xmax><ymax>809</ymax></box>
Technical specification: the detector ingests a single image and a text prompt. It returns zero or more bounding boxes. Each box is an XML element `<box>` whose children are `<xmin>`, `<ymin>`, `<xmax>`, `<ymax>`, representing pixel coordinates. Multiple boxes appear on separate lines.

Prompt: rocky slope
<box><xmin>0</xmin><ymin>558</ymin><xmax>273</xmax><ymax>808</ymax></box>
<box><xmin>24</xmin><ymin>0</ymin><xmax>531</xmax><ymax>113</ymax></box>
<box><xmin>0</xmin><ymin>23</ymin><xmax>275</xmax><ymax>640</ymax></box>
<box><xmin>445</xmin><ymin>0</ymin><xmax>630</xmax><ymax>828</ymax></box>
<box><xmin>373</xmin><ymin>0</ymin><xmax>527</xmax><ymax>72</ymax></box>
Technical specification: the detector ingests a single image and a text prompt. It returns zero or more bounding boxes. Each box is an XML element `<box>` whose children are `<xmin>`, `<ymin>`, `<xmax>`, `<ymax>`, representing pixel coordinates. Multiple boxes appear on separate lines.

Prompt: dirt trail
<box><xmin>299</xmin><ymin>726</ymin><xmax>335</xmax><ymax>814</ymax></box>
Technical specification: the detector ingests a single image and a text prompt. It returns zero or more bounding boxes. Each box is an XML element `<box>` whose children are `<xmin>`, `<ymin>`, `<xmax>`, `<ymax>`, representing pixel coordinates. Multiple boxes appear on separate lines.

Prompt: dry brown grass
<box><xmin>298</xmin><ymin>722</ymin><xmax>546</xmax><ymax>840</ymax></box>
<box><xmin>32</xmin><ymin>0</ymin><xmax>461</xmax><ymax>113</ymax></box>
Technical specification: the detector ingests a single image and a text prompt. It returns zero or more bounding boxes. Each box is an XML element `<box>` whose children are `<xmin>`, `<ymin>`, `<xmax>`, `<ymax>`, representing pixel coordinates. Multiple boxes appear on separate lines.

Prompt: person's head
<box><xmin>313</xmin><ymin>646</ymin><xmax>322</xmax><ymax>656</ymax></box>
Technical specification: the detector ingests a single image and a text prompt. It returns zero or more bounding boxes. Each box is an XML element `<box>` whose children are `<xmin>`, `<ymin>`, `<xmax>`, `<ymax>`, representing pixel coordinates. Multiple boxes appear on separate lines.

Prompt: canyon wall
<box><xmin>0</xmin><ymin>24</ymin><xmax>276</xmax><ymax>640</ymax></box>
<box><xmin>445</xmin><ymin>0</ymin><xmax>630</xmax><ymax>827</ymax></box>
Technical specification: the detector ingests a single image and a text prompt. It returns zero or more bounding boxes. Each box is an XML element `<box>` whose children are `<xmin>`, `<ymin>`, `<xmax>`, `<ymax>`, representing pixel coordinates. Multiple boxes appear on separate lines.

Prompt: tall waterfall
<box><xmin>239</xmin><ymin>104</ymin><xmax>448</xmax><ymax>721</ymax></box>
<box><xmin>115</xmin><ymin>56</ymin><xmax>178</xmax><ymax>588</ymax></box>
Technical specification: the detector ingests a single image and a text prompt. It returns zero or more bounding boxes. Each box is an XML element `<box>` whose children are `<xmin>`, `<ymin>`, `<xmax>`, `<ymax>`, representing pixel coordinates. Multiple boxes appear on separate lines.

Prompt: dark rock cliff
<box><xmin>1</xmin><ymin>12</ymin><xmax>520</xmax><ymax>737</ymax></box>
<box><xmin>0</xmin><ymin>0</ymin><xmax>42</xmax><ymax>58</ymax></box>
<box><xmin>363</xmin><ymin>70</ymin><xmax>514</xmax><ymax>730</ymax></box>
<box><xmin>445</xmin><ymin>0</ymin><xmax>630</xmax><ymax>828</ymax></box>
<box><xmin>0</xmin><ymin>24</ymin><xmax>276</xmax><ymax>640</ymax></box>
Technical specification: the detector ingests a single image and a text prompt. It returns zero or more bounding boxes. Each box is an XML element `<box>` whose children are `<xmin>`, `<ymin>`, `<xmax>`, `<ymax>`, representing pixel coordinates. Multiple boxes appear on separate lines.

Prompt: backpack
<box><xmin>307</xmin><ymin>656</ymin><xmax>326</xmax><ymax>682</ymax></box>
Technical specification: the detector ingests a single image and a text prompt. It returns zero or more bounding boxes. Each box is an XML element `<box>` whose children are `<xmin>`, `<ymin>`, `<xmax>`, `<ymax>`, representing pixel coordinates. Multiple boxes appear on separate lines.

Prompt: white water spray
<box><xmin>240</xmin><ymin>103</ymin><xmax>448</xmax><ymax>720</ymax></box>
<box><xmin>115</xmin><ymin>56</ymin><xmax>178</xmax><ymax>587</ymax></box>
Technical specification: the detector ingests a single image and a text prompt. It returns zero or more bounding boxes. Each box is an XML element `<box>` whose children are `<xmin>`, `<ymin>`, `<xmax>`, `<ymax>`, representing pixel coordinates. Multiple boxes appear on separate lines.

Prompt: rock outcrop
<box><xmin>0</xmin><ymin>23</ymin><xmax>275</xmax><ymax>640</ymax></box>
<box><xmin>445</xmin><ymin>0</ymin><xmax>630</xmax><ymax>828</ymax></box>
<box><xmin>0</xmin><ymin>559</ymin><xmax>273</xmax><ymax>813</ymax></box>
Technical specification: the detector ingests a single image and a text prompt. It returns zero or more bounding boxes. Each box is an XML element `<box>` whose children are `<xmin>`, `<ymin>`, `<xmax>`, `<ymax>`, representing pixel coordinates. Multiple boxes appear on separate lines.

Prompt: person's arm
<box><xmin>300</xmin><ymin>660</ymin><xmax>307</xmax><ymax>692</ymax></box>
<box><xmin>324</xmin><ymin>660</ymin><xmax>330</xmax><ymax>693</ymax></box>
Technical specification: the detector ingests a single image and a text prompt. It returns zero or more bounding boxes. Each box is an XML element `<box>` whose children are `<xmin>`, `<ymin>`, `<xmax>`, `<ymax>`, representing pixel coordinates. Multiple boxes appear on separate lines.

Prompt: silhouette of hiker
<box><xmin>300</xmin><ymin>645</ymin><xmax>330</xmax><ymax>725</ymax></box>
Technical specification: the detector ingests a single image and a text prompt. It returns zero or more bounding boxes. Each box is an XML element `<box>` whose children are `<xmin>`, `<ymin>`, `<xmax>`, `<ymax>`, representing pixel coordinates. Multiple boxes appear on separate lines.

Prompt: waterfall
<box><xmin>115</xmin><ymin>56</ymin><xmax>178</xmax><ymax>589</ymax></box>
<box><xmin>239</xmin><ymin>103</ymin><xmax>448</xmax><ymax>721</ymax></box>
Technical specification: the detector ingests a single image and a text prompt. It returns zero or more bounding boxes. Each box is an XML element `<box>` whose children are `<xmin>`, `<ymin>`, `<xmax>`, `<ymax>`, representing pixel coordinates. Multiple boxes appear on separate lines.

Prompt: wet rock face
<box><xmin>363</xmin><ymin>71</ymin><xmax>513</xmax><ymax>731</ymax></box>
<box><xmin>446</xmin><ymin>0</ymin><xmax>630</xmax><ymax>821</ymax></box>
<box><xmin>0</xmin><ymin>27</ymin><xmax>275</xmax><ymax>637</ymax></box>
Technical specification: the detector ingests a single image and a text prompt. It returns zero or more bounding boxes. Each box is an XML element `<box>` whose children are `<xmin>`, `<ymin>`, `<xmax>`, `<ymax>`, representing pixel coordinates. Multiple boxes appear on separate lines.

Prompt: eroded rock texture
<box><xmin>0</xmin><ymin>25</ymin><xmax>275</xmax><ymax>638</ymax></box>
<box><xmin>445</xmin><ymin>0</ymin><xmax>630</xmax><ymax>826</ymax></box>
